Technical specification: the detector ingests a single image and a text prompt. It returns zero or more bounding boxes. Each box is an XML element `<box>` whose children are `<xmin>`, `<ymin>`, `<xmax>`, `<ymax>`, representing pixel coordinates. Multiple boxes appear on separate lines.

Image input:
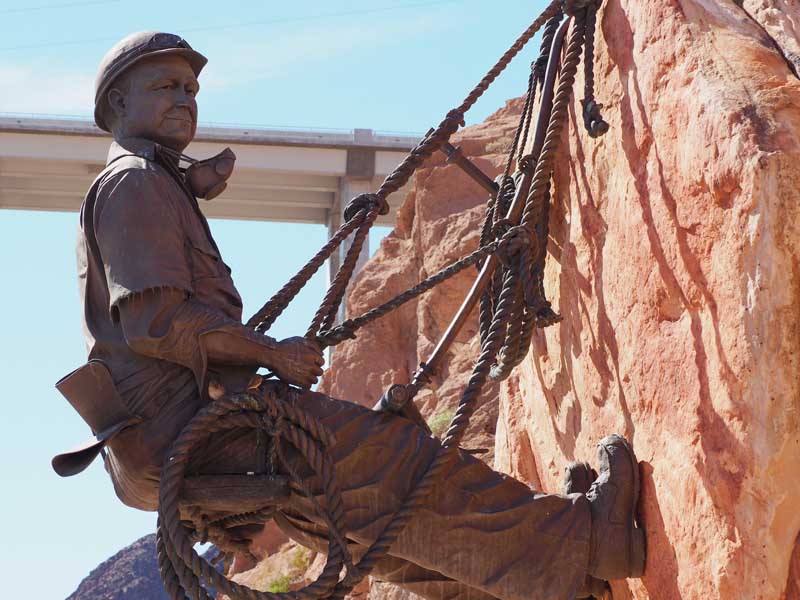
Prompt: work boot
<box><xmin>584</xmin><ymin>434</ymin><xmax>646</xmax><ymax>581</ymax></box>
<box><xmin>564</xmin><ymin>461</ymin><xmax>597</xmax><ymax>495</ymax></box>
<box><xmin>563</xmin><ymin>462</ymin><xmax>611</xmax><ymax>599</ymax></box>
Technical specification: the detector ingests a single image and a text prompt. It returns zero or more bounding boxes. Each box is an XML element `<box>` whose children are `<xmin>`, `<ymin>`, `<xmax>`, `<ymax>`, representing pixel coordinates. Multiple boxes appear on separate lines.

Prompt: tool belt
<box><xmin>51</xmin><ymin>360</ymin><xmax>141</xmax><ymax>477</ymax></box>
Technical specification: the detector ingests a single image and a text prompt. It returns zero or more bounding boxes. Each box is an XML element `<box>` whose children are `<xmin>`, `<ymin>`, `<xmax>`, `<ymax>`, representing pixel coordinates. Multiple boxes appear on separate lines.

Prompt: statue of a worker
<box><xmin>54</xmin><ymin>31</ymin><xmax>645</xmax><ymax>600</ymax></box>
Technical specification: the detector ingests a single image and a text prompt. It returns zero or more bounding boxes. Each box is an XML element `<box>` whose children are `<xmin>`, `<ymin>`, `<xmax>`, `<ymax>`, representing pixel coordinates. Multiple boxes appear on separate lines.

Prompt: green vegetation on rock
<box><xmin>289</xmin><ymin>547</ymin><xmax>310</xmax><ymax>572</ymax></box>
<box><xmin>427</xmin><ymin>409</ymin><xmax>455</xmax><ymax>437</ymax></box>
<box><xmin>267</xmin><ymin>574</ymin><xmax>292</xmax><ymax>593</ymax></box>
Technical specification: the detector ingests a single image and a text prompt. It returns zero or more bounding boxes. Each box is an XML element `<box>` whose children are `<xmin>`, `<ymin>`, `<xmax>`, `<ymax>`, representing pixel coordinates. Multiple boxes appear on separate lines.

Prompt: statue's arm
<box><xmin>116</xmin><ymin>289</ymin><xmax>322</xmax><ymax>389</ymax></box>
<box><xmin>93</xmin><ymin>169</ymin><xmax>322</xmax><ymax>389</ymax></box>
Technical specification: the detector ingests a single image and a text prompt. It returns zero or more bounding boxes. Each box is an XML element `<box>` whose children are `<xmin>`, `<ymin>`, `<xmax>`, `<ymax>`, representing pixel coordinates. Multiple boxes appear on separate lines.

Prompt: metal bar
<box><xmin>440</xmin><ymin>141</ymin><xmax>499</xmax><ymax>195</ymax></box>
<box><xmin>411</xmin><ymin>17</ymin><xmax>571</xmax><ymax>388</ymax></box>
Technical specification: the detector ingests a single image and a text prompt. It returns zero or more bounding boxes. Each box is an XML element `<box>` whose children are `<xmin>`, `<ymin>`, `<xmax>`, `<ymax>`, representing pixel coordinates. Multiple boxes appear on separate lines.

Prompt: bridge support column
<box><xmin>326</xmin><ymin>178</ymin><xmax>372</xmax><ymax>320</ymax></box>
<box><xmin>324</xmin><ymin>135</ymin><xmax>376</xmax><ymax>359</ymax></box>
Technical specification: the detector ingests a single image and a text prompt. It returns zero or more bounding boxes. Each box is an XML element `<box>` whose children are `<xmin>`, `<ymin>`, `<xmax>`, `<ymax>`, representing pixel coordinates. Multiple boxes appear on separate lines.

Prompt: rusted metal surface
<box><xmin>440</xmin><ymin>140</ymin><xmax>499</xmax><ymax>195</ymax></box>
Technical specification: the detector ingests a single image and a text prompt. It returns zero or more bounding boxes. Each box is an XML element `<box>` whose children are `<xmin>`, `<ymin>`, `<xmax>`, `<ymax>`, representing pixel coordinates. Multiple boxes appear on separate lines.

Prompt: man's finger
<box><xmin>303</xmin><ymin>338</ymin><xmax>322</xmax><ymax>352</ymax></box>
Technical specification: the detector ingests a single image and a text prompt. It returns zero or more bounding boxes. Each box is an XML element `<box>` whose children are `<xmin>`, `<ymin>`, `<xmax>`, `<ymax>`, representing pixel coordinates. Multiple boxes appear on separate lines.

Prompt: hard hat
<box><xmin>94</xmin><ymin>31</ymin><xmax>207</xmax><ymax>132</ymax></box>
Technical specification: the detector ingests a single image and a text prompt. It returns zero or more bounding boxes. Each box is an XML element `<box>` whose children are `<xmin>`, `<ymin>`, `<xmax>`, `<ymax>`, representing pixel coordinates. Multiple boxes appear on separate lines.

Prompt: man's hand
<box><xmin>270</xmin><ymin>337</ymin><xmax>324</xmax><ymax>388</ymax></box>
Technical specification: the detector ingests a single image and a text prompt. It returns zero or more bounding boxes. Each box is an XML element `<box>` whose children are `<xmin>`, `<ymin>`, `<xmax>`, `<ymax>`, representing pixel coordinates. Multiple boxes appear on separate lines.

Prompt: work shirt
<box><xmin>73</xmin><ymin>143</ymin><xmax>593</xmax><ymax>600</ymax></box>
<box><xmin>77</xmin><ymin>137</ymin><xmax>251</xmax><ymax>507</ymax></box>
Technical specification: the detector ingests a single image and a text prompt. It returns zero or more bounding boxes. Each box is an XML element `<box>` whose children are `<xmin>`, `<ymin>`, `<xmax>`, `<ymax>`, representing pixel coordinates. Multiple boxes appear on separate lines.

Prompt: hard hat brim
<box><xmin>94</xmin><ymin>47</ymin><xmax>207</xmax><ymax>132</ymax></box>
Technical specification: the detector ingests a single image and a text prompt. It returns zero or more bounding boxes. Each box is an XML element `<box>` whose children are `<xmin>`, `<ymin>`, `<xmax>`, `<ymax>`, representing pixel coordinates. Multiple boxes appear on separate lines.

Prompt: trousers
<box><xmin>105</xmin><ymin>375</ymin><xmax>591</xmax><ymax>600</ymax></box>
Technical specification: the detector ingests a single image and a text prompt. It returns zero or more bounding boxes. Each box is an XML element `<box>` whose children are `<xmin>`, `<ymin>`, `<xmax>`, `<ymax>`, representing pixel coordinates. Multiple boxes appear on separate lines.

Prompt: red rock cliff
<box><xmin>320</xmin><ymin>1</ymin><xmax>800</xmax><ymax>598</ymax></box>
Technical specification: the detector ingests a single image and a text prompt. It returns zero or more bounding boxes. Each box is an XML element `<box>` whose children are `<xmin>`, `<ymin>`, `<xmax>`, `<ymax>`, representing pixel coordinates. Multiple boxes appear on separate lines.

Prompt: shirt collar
<box><xmin>106</xmin><ymin>137</ymin><xmax>159</xmax><ymax>165</ymax></box>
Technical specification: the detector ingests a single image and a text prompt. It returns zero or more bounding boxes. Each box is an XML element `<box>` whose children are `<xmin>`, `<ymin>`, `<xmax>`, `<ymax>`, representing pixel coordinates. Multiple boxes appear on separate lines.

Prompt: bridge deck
<box><xmin>0</xmin><ymin>116</ymin><xmax>420</xmax><ymax>226</ymax></box>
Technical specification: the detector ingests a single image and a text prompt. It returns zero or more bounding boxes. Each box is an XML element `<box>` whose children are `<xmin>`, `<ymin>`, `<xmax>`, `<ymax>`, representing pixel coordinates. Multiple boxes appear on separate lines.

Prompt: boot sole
<box><xmin>614</xmin><ymin>435</ymin><xmax>646</xmax><ymax>578</ymax></box>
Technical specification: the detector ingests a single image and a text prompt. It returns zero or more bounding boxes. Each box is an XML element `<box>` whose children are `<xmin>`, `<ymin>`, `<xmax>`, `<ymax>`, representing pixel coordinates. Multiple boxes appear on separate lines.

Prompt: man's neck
<box><xmin>118</xmin><ymin>136</ymin><xmax>182</xmax><ymax>167</ymax></box>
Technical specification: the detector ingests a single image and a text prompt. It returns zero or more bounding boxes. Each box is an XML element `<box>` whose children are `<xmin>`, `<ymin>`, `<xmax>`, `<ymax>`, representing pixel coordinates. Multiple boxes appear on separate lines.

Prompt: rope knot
<box><xmin>534</xmin><ymin>303</ymin><xmax>564</xmax><ymax>327</ymax></box>
<box><xmin>582</xmin><ymin>98</ymin><xmax>609</xmax><ymax>138</ymax></box>
<box><xmin>497</xmin><ymin>225</ymin><xmax>534</xmax><ymax>266</ymax></box>
<box><xmin>188</xmin><ymin>507</ymin><xmax>211</xmax><ymax>545</ymax></box>
<box><xmin>316</xmin><ymin>319</ymin><xmax>357</xmax><ymax>347</ymax></box>
<box><xmin>444</xmin><ymin>109</ymin><xmax>466</xmax><ymax>132</ymax></box>
<box><xmin>491</xmin><ymin>218</ymin><xmax>513</xmax><ymax>240</ymax></box>
<box><xmin>379</xmin><ymin>384</ymin><xmax>411</xmax><ymax>413</ymax></box>
<box><xmin>343</xmin><ymin>193</ymin><xmax>389</xmax><ymax>222</ymax></box>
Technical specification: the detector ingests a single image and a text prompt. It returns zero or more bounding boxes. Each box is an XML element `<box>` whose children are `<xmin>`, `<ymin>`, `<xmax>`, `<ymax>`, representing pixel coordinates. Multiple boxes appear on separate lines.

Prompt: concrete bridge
<box><xmin>0</xmin><ymin>115</ymin><xmax>420</xmax><ymax>288</ymax></box>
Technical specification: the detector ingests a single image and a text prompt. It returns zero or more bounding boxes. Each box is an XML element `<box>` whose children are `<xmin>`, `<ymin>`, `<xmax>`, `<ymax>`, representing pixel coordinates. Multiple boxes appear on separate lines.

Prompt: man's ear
<box><xmin>106</xmin><ymin>87</ymin><xmax>127</xmax><ymax>120</ymax></box>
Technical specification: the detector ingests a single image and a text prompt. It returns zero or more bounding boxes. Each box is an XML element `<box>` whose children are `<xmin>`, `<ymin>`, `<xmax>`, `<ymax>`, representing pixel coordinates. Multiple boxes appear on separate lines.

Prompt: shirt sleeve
<box><xmin>94</xmin><ymin>167</ymin><xmax>193</xmax><ymax>316</ymax></box>
<box><xmin>117</xmin><ymin>287</ymin><xmax>232</xmax><ymax>389</ymax></box>
<box><xmin>117</xmin><ymin>288</ymin><xmax>280</xmax><ymax>392</ymax></box>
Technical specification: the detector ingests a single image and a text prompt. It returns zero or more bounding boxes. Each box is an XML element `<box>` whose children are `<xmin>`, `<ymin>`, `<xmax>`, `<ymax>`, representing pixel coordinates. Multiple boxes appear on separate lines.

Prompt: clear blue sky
<box><xmin>0</xmin><ymin>1</ymin><xmax>547</xmax><ymax>598</ymax></box>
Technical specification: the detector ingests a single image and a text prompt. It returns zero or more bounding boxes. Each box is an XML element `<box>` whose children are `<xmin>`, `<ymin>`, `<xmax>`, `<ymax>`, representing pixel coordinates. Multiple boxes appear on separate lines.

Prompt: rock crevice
<box><xmin>736</xmin><ymin>0</ymin><xmax>800</xmax><ymax>78</ymax></box>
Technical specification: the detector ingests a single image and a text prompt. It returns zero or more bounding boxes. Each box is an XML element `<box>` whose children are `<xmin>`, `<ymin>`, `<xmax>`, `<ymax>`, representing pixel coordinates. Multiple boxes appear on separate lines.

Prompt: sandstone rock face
<box><xmin>491</xmin><ymin>1</ymin><xmax>800</xmax><ymax>599</ymax></box>
<box><xmin>223</xmin><ymin>541</ymin><xmax>316</xmax><ymax>597</ymax></box>
<box><xmin>322</xmin><ymin>1</ymin><xmax>800</xmax><ymax>599</ymax></box>
<box><xmin>742</xmin><ymin>0</ymin><xmax>800</xmax><ymax>76</ymax></box>
<box><xmin>233</xmin><ymin>1</ymin><xmax>800</xmax><ymax>598</ymax></box>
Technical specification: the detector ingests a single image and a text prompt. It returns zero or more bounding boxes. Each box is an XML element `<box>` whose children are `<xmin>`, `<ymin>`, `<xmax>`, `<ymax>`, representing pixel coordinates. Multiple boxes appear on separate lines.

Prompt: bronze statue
<box><xmin>54</xmin><ymin>30</ymin><xmax>645</xmax><ymax>600</ymax></box>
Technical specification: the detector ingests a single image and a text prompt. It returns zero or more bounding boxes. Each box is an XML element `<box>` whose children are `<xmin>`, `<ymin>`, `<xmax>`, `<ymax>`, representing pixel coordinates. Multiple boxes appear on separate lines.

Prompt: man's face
<box><xmin>109</xmin><ymin>54</ymin><xmax>199</xmax><ymax>151</ymax></box>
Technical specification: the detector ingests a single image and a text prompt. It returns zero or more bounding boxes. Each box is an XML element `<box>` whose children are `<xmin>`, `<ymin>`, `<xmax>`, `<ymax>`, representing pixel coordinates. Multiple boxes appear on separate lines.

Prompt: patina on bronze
<box><xmin>55</xmin><ymin>14</ymin><xmax>645</xmax><ymax>600</ymax></box>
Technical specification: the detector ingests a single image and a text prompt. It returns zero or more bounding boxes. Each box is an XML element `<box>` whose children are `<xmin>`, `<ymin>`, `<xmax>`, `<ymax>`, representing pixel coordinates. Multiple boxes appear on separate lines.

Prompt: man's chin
<box><xmin>156</xmin><ymin>130</ymin><xmax>194</xmax><ymax>152</ymax></box>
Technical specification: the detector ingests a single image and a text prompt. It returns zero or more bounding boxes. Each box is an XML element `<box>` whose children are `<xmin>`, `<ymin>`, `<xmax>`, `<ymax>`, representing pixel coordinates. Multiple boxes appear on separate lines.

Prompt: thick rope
<box><xmin>307</xmin><ymin>205</ymin><xmax>379</xmax><ymax>338</ymax></box>
<box><xmin>581</xmin><ymin>2</ymin><xmax>609</xmax><ymax>138</ymax></box>
<box><xmin>157</xmin><ymin>3</ymin><xmax>607</xmax><ymax>598</ymax></box>
<box><xmin>317</xmin><ymin>235</ymin><xmax>511</xmax><ymax>347</ymax></box>
<box><xmin>487</xmin><ymin>15</ymin><xmax>592</xmax><ymax>380</ymax></box>
<box><xmin>247</xmin><ymin>211</ymin><xmax>367</xmax><ymax>332</ymax></box>
<box><xmin>157</xmin><ymin>387</ymin><xmax>350</xmax><ymax>600</ymax></box>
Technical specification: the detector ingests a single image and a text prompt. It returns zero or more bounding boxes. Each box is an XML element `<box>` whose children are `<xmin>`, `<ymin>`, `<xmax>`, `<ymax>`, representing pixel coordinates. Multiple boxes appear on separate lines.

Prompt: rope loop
<box><xmin>343</xmin><ymin>193</ymin><xmax>389</xmax><ymax>222</ymax></box>
<box><xmin>442</xmin><ymin>109</ymin><xmax>466</xmax><ymax>133</ymax></box>
<box><xmin>582</xmin><ymin>98</ymin><xmax>609</xmax><ymax>138</ymax></box>
<box><xmin>157</xmin><ymin>384</ymin><xmax>352</xmax><ymax>600</ymax></box>
<box><xmin>496</xmin><ymin>225</ymin><xmax>535</xmax><ymax>267</ymax></box>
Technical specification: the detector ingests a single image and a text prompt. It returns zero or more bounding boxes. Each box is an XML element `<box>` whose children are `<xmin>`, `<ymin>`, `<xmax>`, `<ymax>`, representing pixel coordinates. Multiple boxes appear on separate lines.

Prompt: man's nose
<box><xmin>169</xmin><ymin>85</ymin><xmax>195</xmax><ymax>107</ymax></box>
<box><xmin>173</xmin><ymin>89</ymin><xmax>192</xmax><ymax>106</ymax></box>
